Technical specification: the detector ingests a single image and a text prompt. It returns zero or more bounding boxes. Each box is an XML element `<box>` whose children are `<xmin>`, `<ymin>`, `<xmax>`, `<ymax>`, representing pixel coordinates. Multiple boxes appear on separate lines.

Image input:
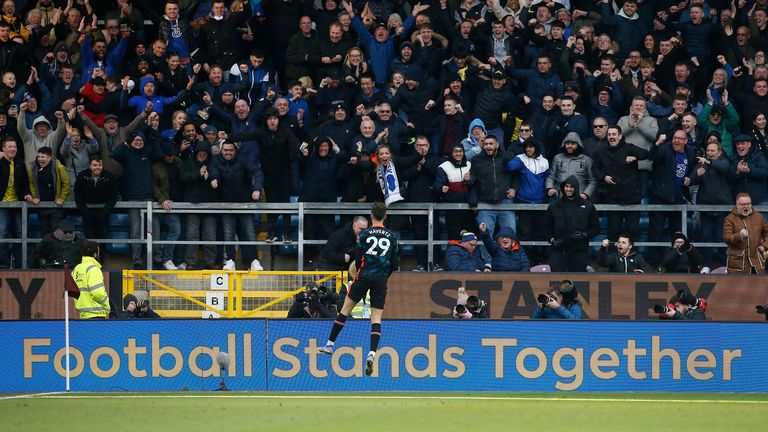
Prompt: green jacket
<box><xmin>698</xmin><ymin>103</ymin><xmax>740</xmax><ymax>156</ymax></box>
<box><xmin>28</xmin><ymin>158</ymin><xmax>70</xmax><ymax>203</ymax></box>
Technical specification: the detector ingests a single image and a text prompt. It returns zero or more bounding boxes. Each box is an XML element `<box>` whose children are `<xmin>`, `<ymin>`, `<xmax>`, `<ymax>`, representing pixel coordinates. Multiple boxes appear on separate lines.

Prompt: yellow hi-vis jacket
<box><xmin>72</xmin><ymin>256</ymin><xmax>109</xmax><ymax>319</ymax></box>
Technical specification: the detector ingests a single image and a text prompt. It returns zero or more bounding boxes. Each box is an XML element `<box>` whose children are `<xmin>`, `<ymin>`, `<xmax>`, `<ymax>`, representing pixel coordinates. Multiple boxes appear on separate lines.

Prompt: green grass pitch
<box><xmin>2</xmin><ymin>392</ymin><xmax>768</xmax><ymax>432</ymax></box>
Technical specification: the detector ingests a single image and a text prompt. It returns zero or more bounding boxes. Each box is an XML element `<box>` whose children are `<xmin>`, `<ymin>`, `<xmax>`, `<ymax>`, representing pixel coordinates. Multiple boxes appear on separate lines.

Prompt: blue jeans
<box><xmin>0</xmin><ymin>208</ymin><xmax>21</xmax><ymax>267</ymax></box>
<box><xmin>153</xmin><ymin>213</ymin><xmax>181</xmax><ymax>263</ymax></box>
<box><xmin>476</xmin><ymin>199</ymin><xmax>516</xmax><ymax>263</ymax></box>
<box><xmin>221</xmin><ymin>213</ymin><xmax>257</xmax><ymax>265</ymax></box>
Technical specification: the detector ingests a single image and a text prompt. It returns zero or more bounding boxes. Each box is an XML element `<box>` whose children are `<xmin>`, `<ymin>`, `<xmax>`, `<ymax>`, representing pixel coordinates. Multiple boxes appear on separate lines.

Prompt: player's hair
<box><xmin>371</xmin><ymin>201</ymin><xmax>387</xmax><ymax>221</ymax></box>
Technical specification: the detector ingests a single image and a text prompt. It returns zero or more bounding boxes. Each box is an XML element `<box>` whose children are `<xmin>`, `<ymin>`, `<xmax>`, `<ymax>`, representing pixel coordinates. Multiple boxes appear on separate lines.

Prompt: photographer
<box><xmin>654</xmin><ymin>290</ymin><xmax>706</xmax><ymax>321</ymax></box>
<box><xmin>452</xmin><ymin>287</ymin><xmax>489</xmax><ymax>319</ymax></box>
<box><xmin>119</xmin><ymin>294</ymin><xmax>161</xmax><ymax>319</ymax></box>
<box><xmin>287</xmin><ymin>282</ymin><xmax>338</xmax><ymax>318</ymax></box>
<box><xmin>531</xmin><ymin>280</ymin><xmax>583</xmax><ymax>320</ymax></box>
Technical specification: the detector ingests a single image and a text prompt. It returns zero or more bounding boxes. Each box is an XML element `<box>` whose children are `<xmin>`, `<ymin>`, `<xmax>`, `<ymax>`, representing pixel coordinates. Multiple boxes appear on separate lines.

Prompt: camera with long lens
<box><xmin>654</xmin><ymin>304</ymin><xmax>674</xmax><ymax>314</ymax></box>
<box><xmin>455</xmin><ymin>304</ymin><xmax>467</xmax><ymax>315</ymax></box>
<box><xmin>756</xmin><ymin>305</ymin><xmax>768</xmax><ymax>321</ymax></box>
<box><xmin>140</xmin><ymin>299</ymin><xmax>149</xmax><ymax>309</ymax></box>
<box><xmin>538</xmin><ymin>293</ymin><xmax>556</xmax><ymax>306</ymax></box>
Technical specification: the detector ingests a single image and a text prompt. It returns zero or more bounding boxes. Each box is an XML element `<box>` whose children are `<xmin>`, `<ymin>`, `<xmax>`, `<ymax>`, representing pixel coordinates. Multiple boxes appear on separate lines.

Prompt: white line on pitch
<box><xmin>26</xmin><ymin>394</ymin><xmax>768</xmax><ymax>404</ymax></box>
<box><xmin>0</xmin><ymin>392</ymin><xmax>67</xmax><ymax>401</ymax></box>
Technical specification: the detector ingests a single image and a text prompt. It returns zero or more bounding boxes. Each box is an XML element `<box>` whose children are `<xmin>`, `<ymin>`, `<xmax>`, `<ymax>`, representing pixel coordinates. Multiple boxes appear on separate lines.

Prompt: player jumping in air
<box><xmin>319</xmin><ymin>202</ymin><xmax>399</xmax><ymax>376</ymax></box>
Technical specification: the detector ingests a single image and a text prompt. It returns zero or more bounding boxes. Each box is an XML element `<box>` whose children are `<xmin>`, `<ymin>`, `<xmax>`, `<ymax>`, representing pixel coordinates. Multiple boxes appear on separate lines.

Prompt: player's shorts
<box><xmin>347</xmin><ymin>277</ymin><xmax>387</xmax><ymax>309</ymax></box>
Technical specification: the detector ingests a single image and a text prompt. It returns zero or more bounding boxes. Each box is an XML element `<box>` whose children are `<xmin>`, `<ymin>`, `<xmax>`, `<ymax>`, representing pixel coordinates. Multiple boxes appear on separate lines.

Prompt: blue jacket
<box><xmin>80</xmin><ymin>35</ymin><xmax>127</xmax><ymax>79</ymax></box>
<box><xmin>479</xmin><ymin>228</ymin><xmax>530</xmax><ymax>272</ymax></box>
<box><xmin>351</xmin><ymin>15</ymin><xmax>415</xmax><ymax>85</ymax></box>
<box><xmin>531</xmin><ymin>302</ymin><xmax>583</xmax><ymax>319</ymax></box>
<box><xmin>508</xmin><ymin>68</ymin><xmax>564</xmax><ymax>101</ymax></box>
<box><xmin>127</xmin><ymin>77</ymin><xmax>181</xmax><ymax>116</ymax></box>
<box><xmin>506</xmin><ymin>153</ymin><xmax>549</xmax><ymax>203</ymax></box>
<box><xmin>111</xmin><ymin>139</ymin><xmax>162</xmax><ymax>200</ymax></box>
<box><xmin>600</xmin><ymin>3</ymin><xmax>646</xmax><ymax>59</ymax></box>
<box><xmin>649</xmin><ymin>142</ymin><xmax>696</xmax><ymax>203</ymax></box>
<box><xmin>445</xmin><ymin>242</ymin><xmax>487</xmax><ymax>271</ymax></box>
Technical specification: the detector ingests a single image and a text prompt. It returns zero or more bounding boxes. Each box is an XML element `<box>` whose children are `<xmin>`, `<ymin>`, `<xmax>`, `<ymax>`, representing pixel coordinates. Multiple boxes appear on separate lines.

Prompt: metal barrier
<box><xmin>122</xmin><ymin>269</ymin><xmax>346</xmax><ymax>318</ymax></box>
<box><xmin>0</xmin><ymin>201</ymin><xmax>749</xmax><ymax>270</ymax></box>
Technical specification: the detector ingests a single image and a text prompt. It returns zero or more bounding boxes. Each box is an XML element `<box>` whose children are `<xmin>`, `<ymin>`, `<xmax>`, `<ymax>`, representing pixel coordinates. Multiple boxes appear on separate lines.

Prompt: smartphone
<box><xmin>300</xmin><ymin>142</ymin><xmax>309</xmax><ymax>152</ymax></box>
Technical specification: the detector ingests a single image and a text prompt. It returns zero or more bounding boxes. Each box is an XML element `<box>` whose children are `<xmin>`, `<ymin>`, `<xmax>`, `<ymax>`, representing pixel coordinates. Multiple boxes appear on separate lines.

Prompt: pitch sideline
<box><xmin>4</xmin><ymin>393</ymin><xmax>766</xmax><ymax>404</ymax></box>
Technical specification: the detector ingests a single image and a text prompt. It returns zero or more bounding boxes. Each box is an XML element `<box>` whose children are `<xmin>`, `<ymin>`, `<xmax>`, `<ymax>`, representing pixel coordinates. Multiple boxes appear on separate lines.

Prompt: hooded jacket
<box><xmin>17</xmin><ymin>111</ymin><xmax>67</xmax><ymax>164</ymax></box>
<box><xmin>127</xmin><ymin>76</ymin><xmax>184</xmax><ymax>116</ymax></box>
<box><xmin>299</xmin><ymin>138</ymin><xmax>346</xmax><ymax>202</ymax></box>
<box><xmin>350</xmin><ymin>14</ymin><xmax>415</xmax><ymax>85</ymax></box>
<box><xmin>434</xmin><ymin>151</ymin><xmax>475</xmax><ymax>204</ymax></box>
<box><xmin>478</xmin><ymin>227</ymin><xmax>530</xmax><ymax>271</ymax></box>
<box><xmin>469</xmin><ymin>147</ymin><xmax>515</xmax><ymax>205</ymax></box>
<box><xmin>460</xmin><ymin>118</ymin><xmax>486</xmax><ymax>161</ymax></box>
<box><xmin>546</xmin><ymin>132</ymin><xmax>597</xmax><ymax>199</ymax></box>
<box><xmin>180</xmin><ymin>142</ymin><xmax>217</xmax><ymax>203</ymax></box>
<box><xmin>544</xmin><ymin>175</ymin><xmax>601</xmax><ymax>251</ymax></box>
<box><xmin>660</xmin><ymin>233</ymin><xmax>705</xmax><ymax>273</ymax></box>
<box><xmin>111</xmin><ymin>131</ymin><xmax>162</xmax><ymax>200</ymax></box>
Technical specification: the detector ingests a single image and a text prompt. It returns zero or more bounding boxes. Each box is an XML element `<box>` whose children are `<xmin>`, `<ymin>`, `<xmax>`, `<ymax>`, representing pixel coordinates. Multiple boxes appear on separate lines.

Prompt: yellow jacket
<box><xmin>28</xmin><ymin>159</ymin><xmax>71</xmax><ymax>204</ymax></box>
<box><xmin>72</xmin><ymin>256</ymin><xmax>109</xmax><ymax>319</ymax></box>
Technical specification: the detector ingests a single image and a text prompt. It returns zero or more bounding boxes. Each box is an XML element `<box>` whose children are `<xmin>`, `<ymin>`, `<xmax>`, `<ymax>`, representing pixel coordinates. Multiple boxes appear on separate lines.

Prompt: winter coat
<box><xmin>200</xmin><ymin>10</ymin><xmax>251</xmax><ymax>68</ymax></box>
<box><xmin>401</xmin><ymin>153</ymin><xmax>440</xmax><ymax>203</ymax></box>
<box><xmin>469</xmin><ymin>148</ymin><xmax>515</xmax><ymax>205</ymax></box>
<box><xmin>545</xmin><ymin>132</ymin><xmax>597</xmax><ymax>199</ymax></box>
<box><xmin>111</xmin><ymin>140</ymin><xmax>162</xmax><ymax>200</ymax></box>
<box><xmin>80</xmin><ymin>111</ymin><xmax>146</xmax><ymax>179</ymax></box>
<box><xmin>598</xmin><ymin>247</ymin><xmax>655</xmax><ymax>273</ymax></box>
<box><xmin>649</xmin><ymin>141</ymin><xmax>696</xmax><ymax>203</ymax></box>
<box><xmin>28</xmin><ymin>158</ymin><xmax>70</xmax><ymax>203</ymax></box>
<box><xmin>506</xmin><ymin>152</ymin><xmax>549</xmax><ymax>204</ymax></box>
<box><xmin>661</xmin><ymin>244</ymin><xmax>705</xmax><ymax>273</ymax></box>
<box><xmin>17</xmin><ymin>111</ymin><xmax>66</xmax><ymax>164</ymax></box>
<box><xmin>59</xmin><ymin>137</ymin><xmax>98</xmax><ymax>193</ymax></box>
<box><xmin>127</xmin><ymin>77</ymin><xmax>183</xmax><ymax>116</ymax></box>
<box><xmin>731</xmin><ymin>148</ymin><xmax>768</xmax><ymax>204</ymax></box>
<box><xmin>434</xmin><ymin>158</ymin><xmax>474</xmax><ymax>204</ymax></box>
<box><xmin>208</xmin><ymin>153</ymin><xmax>264</xmax><ymax>202</ymax></box>
<box><xmin>317</xmin><ymin>223</ymin><xmax>358</xmax><ymax>270</ymax></box>
<box><xmin>591</xmin><ymin>139</ymin><xmax>649</xmax><ymax>204</ymax></box>
<box><xmin>74</xmin><ymin>168</ymin><xmax>118</xmax><ymax>215</ymax></box>
<box><xmin>723</xmin><ymin>207</ymin><xmax>768</xmax><ymax>273</ymax></box>
<box><xmin>617</xmin><ymin>111</ymin><xmax>659</xmax><ymax>171</ymax></box>
<box><xmin>80</xmin><ymin>35</ymin><xmax>127</xmax><ymax>79</ymax></box>
<box><xmin>690</xmin><ymin>152</ymin><xmax>733</xmax><ymax>205</ymax></box>
<box><xmin>350</xmin><ymin>15</ymin><xmax>415</xmax><ymax>85</ymax></box>
<box><xmin>461</xmin><ymin>118</ymin><xmax>486</xmax><ymax>161</ymax></box>
<box><xmin>179</xmin><ymin>146</ymin><xmax>216</xmax><ymax>204</ymax></box>
<box><xmin>299</xmin><ymin>143</ymin><xmax>346</xmax><ymax>202</ymax></box>
<box><xmin>230</xmin><ymin>123</ymin><xmax>299</xmax><ymax>178</ymax></box>
<box><xmin>508</xmin><ymin>68</ymin><xmax>564</xmax><ymax>101</ymax></box>
<box><xmin>544</xmin><ymin>176</ymin><xmax>601</xmax><ymax>251</ymax></box>
<box><xmin>445</xmin><ymin>242</ymin><xmax>487</xmax><ymax>271</ymax></box>
<box><xmin>599</xmin><ymin>3</ymin><xmax>646</xmax><ymax>58</ymax></box>
<box><xmin>479</xmin><ymin>227</ymin><xmax>530</xmax><ymax>271</ymax></box>
<box><xmin>159</xmin><ymin>15</ymin><xmax>192</xmax><ymax>59</ymax></box>
<box><xmin>698</xmin><ymin>103</ymin><xmax>740</xmax><ymax>156</ymax></box>
<box><xmin>0</xmin><ymin>156</ymin><xmax>31</xmax><ymax>200</ymax></box>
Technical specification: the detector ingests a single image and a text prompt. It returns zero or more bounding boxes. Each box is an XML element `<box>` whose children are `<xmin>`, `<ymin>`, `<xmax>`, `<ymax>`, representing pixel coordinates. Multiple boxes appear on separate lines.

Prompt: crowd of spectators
<box><xmin>3</xmin><ymin>0</ymin><xmax>768</xmax><ymax>273</ymax></box>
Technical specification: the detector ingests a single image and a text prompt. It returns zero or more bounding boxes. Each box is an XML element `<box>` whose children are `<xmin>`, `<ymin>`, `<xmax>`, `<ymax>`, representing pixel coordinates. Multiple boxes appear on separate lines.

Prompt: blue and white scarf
<box><xmin>378</xmin><ymin>162</ymin><xmax>403</xmax><ymax>206</ymax></box>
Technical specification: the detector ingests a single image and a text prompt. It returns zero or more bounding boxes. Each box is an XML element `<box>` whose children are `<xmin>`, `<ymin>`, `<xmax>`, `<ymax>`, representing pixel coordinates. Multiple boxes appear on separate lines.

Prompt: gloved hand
<box><xmin>569</xmin><ymin>231</ymin><xmax>587</xmax><ymax>240</ymax></box>
<box><xmin>550</xmin><ymin>238</ymin><xmax>566</xmax><ymax>250</ymax></box>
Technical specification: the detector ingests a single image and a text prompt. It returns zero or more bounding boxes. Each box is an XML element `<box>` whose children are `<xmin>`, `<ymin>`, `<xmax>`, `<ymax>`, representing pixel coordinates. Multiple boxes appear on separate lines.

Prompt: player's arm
<box><xmin>389</xmin><ymin>235</ymin><xmax>400</xmax><ymax>274</ymax></box>
<box><xmin>355</xmin><ymin>234</ymin><xmax>364</xmax><ymax>270</ymax></box>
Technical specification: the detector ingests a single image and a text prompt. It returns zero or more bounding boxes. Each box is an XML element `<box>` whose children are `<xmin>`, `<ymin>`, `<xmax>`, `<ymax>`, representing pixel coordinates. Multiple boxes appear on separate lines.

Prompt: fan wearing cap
<box><xmin>389</xmin><ymin>65</ymin><xmax>441</xmax><ymax>145</ymax></box>
<box><xmin>445</xmin><ymin>230</ymin><xmax>490</xmax><ymax>272</ymax></box>
<box><xmin>315</xmin><ymin>104</ymin><xmax>355</xmax><ymax>150</ymax></box>
<box><xmin>36</xmin><ymin>219</ymin><xmax>82</xmax><ymax>268</ymax></box>
<box><xmin>660</xmin><ymin>232</ymin><xmax>705</xmax><ymax>273</ymax></box>
<box><xmin>317</xmin><ymin>68</ymin><xmax>354</xmax><ymax>121</ymax></box>
<box><xmin>697</xmin><ymin>90</ymin><xmax>739</xmax><ymax>156</ymax></box>
<box><xmin>472</xmin><ymin>66</ymin><xmax>518</xmax><ymax>145</ymax></box>
<box><xmin>391</xmin><ymin>40</ymin><xmax>419</xmax><ymax>78</ymax></box>
<box><xmin>591</xmin><ymin>85</ymin><xmax>621</xmax><ymax>126</ymax></box>
<box><xmin>342</xmin><ymin>1</ymin><xmax>428</xmax><ymax>85</ymax></box>
<box><xmin>478</xmin><ymin>223</ymin><xmax>530</xmax><ymax>272</ymax></box>
<box><xmin>531</xmin><ymin>279</ymin><xmax>583</xmax><ymax>319</ymax></box>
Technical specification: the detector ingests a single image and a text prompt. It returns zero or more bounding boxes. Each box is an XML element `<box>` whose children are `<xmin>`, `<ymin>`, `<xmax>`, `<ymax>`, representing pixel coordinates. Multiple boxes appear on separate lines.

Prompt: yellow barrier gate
<box><xmin>122</xmin><ymin>270</ymin><xmax>346</xmax><ymax>318</ymax></box>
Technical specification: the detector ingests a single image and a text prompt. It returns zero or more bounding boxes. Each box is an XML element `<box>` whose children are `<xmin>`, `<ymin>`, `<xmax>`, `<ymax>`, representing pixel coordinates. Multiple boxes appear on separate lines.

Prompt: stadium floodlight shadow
<box><xmin>215</xmin><ymin>352</ymin><xmax>230</xmax><ymax>391</ymax></box>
